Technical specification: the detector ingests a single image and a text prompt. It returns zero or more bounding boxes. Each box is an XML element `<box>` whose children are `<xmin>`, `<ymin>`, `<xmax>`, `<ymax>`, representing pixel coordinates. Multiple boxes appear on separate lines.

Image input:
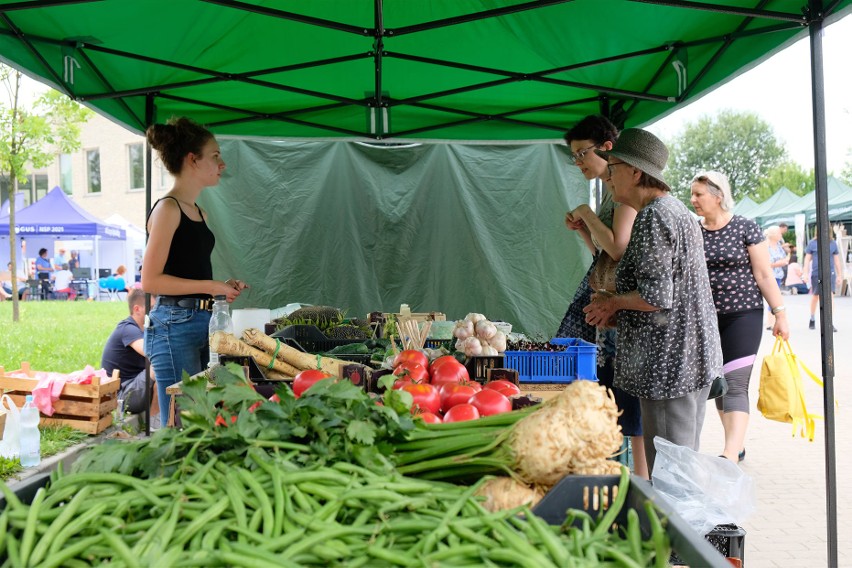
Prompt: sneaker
<box><xmin>809</xmin><ymin>319</ymin><xmax>815</xmax><ymax>330</ymax></box>
<box><xmin>833</xmin><ymin>326</ymin><xmax>838</xmax><ymax>333</ymax></box>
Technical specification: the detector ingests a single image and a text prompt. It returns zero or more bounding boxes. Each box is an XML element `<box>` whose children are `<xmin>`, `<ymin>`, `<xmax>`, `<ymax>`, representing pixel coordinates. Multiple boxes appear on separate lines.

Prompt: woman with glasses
<box><xmin>690</xmin><ymin>171</ymin><xmax>789</xmax><ymax>463</ymax></box>
<box><xmin>583</xmin><ymin>129</ymin><xmax>723</xmax><ymax>475</ymax></box>
<box><xmin>556</xmin><ymin>115</ymin><xmax>647</xmax><ymax>478</ymax></box>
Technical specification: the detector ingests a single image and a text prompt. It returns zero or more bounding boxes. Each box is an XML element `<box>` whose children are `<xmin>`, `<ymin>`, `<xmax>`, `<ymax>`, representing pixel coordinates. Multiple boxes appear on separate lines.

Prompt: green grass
<box><xmin>0</xmin><ymin>425</ymin><xmax>90</xmax><ymax>481</ymax></box>
<box><xmin>0</xmin><ymin>301</ymin><xmax>127</xmax><ymax>373</ymax></box>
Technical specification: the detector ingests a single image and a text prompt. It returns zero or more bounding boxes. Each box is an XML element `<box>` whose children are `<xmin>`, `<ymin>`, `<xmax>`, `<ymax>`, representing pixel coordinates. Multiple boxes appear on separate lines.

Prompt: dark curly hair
<box><xmin>146</xmin><ymin>117</ymin><xmax>214</xmax><ymax>175</ymax></box>
<box><xmin>564</xmin><ymin>115</ymin><xmax>619</xmax><ymax>146</ymax></box>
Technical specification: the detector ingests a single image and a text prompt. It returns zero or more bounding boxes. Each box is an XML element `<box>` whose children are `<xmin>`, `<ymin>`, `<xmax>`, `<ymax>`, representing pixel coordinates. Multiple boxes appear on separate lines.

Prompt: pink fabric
<box><xmin>18</xmin><ymin>366</ymin><xmax>109</xmax><ymax>416</ymax></box>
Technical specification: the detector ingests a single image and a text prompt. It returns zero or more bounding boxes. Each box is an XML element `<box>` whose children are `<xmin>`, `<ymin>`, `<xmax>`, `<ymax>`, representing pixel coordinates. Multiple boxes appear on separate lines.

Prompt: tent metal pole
<box><xmin>144</xmin><ymin>94</ymin><xmax>154</xmax><ymax>437</ymax></box>
<box><xmin>807</xmin><ymin>1</ymin><xmax>838</xmax><ymax>565</ymax></box>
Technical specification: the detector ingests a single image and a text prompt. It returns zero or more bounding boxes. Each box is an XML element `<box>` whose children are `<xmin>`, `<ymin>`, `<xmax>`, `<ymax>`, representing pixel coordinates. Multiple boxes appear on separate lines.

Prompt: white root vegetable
<box><xmin>475</xmin><ymin>320</ymin><xmax>497</xmax><ymax>340</ymax></box>
<box><xmin>489</xmin><ymin>330</ymin><xmax>507</xmax><ymax>353</ymax></box>
<box><xmin>464</xmin><ymin>313</ymin><xmax>486</xmax><ymax>325</ymax></box>
<box><xmin>509</xmin><ymin>380</ymin><xmax>623</xmax><ymax>485</ymax></box>
<box><xmin>463</xmin><ymin>336</ymin><xmax>483</xmax><ymax>357</ymax></box>
<box><xmin>241</xmin><ymin>328</ymin><xmax>346</xmax><ymax>376</ymax></box>
<box><xmin>210</xmin><ymin>331</ymin><xmax>302</xmax><ymax>376</ymax></box>
<box><xmin>455</xmin><ymin>338</ymin><xmax>467</xmax><ymax>352</ymax></box>
<box><xmin>475</xmin><ymin>478</ymin><xmax>545</xmax><ymax>512</ymax></box>
<box><xmin>453</xmin><ymin>320</ymin><xmax>474</xmax><ymax>340</ymax></box>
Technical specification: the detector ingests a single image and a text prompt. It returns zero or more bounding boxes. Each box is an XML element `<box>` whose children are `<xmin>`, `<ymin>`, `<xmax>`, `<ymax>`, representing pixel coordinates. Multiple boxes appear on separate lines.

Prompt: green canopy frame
<box><xmin>1</xmin><ymin>1</ymin><xmax>849</xmax><ymax>561</ymax></box>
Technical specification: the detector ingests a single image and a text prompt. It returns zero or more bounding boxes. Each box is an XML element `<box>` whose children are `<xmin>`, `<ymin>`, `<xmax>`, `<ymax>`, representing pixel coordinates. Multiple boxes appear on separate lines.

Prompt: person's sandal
<box><xmin>738</xmin><ymin>448</ymin><xmax>746</xmax><ymax>463</ymax></box>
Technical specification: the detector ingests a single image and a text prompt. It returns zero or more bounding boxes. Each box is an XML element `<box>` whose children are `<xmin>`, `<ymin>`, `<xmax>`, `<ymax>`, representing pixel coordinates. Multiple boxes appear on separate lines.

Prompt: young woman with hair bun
<box><xmin>142</xmin><ymin>116</ymin><xmax>248</xmax><ymax>427</ymax></box>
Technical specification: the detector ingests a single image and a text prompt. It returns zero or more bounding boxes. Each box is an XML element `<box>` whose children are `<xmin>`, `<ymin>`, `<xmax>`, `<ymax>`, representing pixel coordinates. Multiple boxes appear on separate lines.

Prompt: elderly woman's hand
<box><xmin>583</xmin><ymin>291</ymin><xmax>619</xmax><ymax>328</ymax></box>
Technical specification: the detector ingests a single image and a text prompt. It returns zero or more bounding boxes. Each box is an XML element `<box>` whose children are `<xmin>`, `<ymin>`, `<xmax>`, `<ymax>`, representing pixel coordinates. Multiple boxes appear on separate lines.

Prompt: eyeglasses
<box><xmin>570</xmin><ymin>144</ymin><xmax>598</xmax><ymax>163</ymax></box>
<box><xmin>606</xmin><ymin>162</ymin><xmax>630</xmax><ymax>177</ymax></box>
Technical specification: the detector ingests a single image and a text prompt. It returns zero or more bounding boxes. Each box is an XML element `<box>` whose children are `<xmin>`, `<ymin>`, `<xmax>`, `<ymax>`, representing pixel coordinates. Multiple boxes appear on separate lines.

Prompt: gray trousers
<box><xmin>640</xmin><ymin>385</ymin><xmax>710</xmax><ymax>476</ymax></box>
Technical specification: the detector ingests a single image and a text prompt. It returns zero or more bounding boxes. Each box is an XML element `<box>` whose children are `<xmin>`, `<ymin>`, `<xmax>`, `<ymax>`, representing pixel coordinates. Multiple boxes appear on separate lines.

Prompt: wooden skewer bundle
<box><xmin>400</xmin><ymin>318</ymin><xmax>432</xmax><ymax>351</ymax></box>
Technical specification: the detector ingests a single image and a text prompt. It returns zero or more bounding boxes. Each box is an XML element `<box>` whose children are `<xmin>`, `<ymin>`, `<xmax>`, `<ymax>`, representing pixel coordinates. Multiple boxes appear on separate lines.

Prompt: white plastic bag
<box><xmin>0</xmin><ymin>394</ymin><xmax>22</xmax><ymax>459</ymax></box>
<box><xmin>651</xmin><ymin>436</ymin><xmax>756</xmax><ymax>535</ymax></box>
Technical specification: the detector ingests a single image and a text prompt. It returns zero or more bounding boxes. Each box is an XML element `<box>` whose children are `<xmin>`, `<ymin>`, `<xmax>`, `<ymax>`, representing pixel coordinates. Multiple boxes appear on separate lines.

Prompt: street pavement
<box><xmin>697</xmin><ymin>293</ymin><xmax>852</xmax><ymax>567</ymax></box>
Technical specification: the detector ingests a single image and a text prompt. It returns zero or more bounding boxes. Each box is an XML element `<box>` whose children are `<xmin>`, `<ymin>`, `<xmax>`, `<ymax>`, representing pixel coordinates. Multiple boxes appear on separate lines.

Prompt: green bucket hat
<box><xmin>596</xmin><ymin>128</ymin><xmax>670</xmax><ymax>191</ymax></box>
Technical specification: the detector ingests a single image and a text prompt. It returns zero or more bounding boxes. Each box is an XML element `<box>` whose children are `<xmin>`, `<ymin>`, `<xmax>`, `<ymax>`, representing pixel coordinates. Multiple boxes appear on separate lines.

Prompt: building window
<box><xmin>87</xmin><ymin>149</ymin><xmax>101</xmax><ymax>193</ymax></box>
<box><xmin>158</xmin><ymin>160</ymin><xmax>171</xmax><ymax>190</ymax></box>
<box><xmin>16</xmin><ymin>174</ymin><xmax>48</xmax><ymax>203</ymax></box>
<box><xmin>60</xmin><ymin>154</ymin><xmax>73</xmax><ymax>194</ymax></box>
<box><xmin>128</xmin><ymin>143</ymin><xmax>144</xmax><ymax>190</ymax></box>
<box><xmin>33</xmin><ymin>174</ymin><xmax>48</xmax><ymax>201</ymax></box>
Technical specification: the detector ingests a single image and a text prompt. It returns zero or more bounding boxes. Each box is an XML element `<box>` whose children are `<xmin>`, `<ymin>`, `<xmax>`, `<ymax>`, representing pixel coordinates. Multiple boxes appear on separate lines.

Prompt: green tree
<box><xmin>840</xmin><ymin>151</ymin><xmax>852</xmax><ymax>187</ymax></box>
<box><xmin>0</xmin><ymin>65</ymin><xmax>92</xmax><ymax>322</ymax></box>
<box><xmin>756</xmin><ymin>160</ymin><xmax>814</xmax><ymax>201</ymax></box>
<box><xmin>665</xmin><ymin>109</ymin><xmax>787</xmax><ymax>203</ymax></box>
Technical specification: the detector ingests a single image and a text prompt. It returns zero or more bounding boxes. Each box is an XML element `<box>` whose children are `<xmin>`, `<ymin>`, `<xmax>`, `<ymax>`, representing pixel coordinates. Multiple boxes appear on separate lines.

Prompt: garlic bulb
<box><xmin>475</xmin><ymin>320</ymin><xmax>497</xmax><ymax>340</ymax></box>
<box><xmin>453</xmin><ymin>320</ymin><xmax>474</xmax><ymax>340</ymax></box>
<box><xmin>463</xmin><ymin>336</ymin><xmax>483</xmax><ymax>357</ymax></box>
<box><xmin>465</xmin><ymin>313</ymin><xmax>486</xmax><ymax>325</ymax></box>
<box><xmin>489</xmin><ymin>330</ymin><xmax>507</xmax><ymax>353</ymax></box>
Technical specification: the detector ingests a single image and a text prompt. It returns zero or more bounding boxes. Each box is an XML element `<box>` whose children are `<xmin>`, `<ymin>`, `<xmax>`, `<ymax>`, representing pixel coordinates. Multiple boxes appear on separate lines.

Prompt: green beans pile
<box><xmin>1</xmin><ymin>453</ymin><xmax>669</xmax><ymax>567</ymax></box>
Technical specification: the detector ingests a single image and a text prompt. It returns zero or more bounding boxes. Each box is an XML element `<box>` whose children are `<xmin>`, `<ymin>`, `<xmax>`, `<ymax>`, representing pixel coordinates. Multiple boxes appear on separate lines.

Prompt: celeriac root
<box><xmin>475</xmin><ymin>477</ymin><xmax>545</xmax><ymax>512</ymax></box>
<box><xmin>210</xmin><ymin>331</ymin><xmax>301</xmax><ymax>376</ymax></box>
<box><xmin>242</xmin><ymin>328</ymin><xmax>346</xmax><ymax>376</ymax></box>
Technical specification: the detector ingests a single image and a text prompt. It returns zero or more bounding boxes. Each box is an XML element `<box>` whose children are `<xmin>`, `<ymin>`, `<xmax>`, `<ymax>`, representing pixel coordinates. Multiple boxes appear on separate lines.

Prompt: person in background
<box><xmin>557</xmin><ymin>115</ymin><xmax>647</xmax><ymax>478</ymax></box>
<box><xmin>785</xmin><ymin>255</ymin><xmax>809</xmax><ymax>295</ymax></box>
<box><xmin>143</xmin><ymin>116</ymin><xmax>248</xmax><ymax>427</ymax></box>
<box><xmin>765</xmin><ymin>226</ymin><xmax>790</xmax><ymax>329</ymax></box>
<box><xmin>52</xmin><ymin>263</ymin><xmax>77</xmax><ymax>301</ymax></box>
<box><xmin>690</xmin><ymin>171</ymin><xmax>789</xmax><ymax>463</ymax></box>
<box><xmin>583</xmin><ymin>128</ymin><xmax>723</xmax><ymax>475</ymax></box>
<box><xmin>35</xmin><ymin>248</ymin><xmax>54</xmax><ymax>299</ymax></box>
<box><xmin>53</xmin><ymin>248</ymin><xmax>68</xmax><ymax>269</ymax></box>
<box><xmin>68</xmin><ymin>250</ymin><xmax>80</xmax><ymax>270</ymax></box>
<box><xmin>804</xmin><ymin>228</ymin><xmax>842</xmax><ymax>332</ymax></box>
<box><xmin>101</xmin><ymin>288</ymin><xmax>160</xmax><ymax>425</ymax></box>
<box><xmin>113</xmin><ymin>264</ymin><xmax>130</xmax><ymax>292</ymax></box>
<box><xmin>1</xmin><ymin>262</ymin><xmax>30</xmax><ymax>301</ymax></box>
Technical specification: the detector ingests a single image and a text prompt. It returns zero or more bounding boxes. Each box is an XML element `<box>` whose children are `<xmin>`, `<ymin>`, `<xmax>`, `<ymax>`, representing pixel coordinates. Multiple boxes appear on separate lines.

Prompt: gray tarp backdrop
<box><xmin>197</xmin><ymin>139</ymin><xmax>590</xmax><ymax>335</ymax></box>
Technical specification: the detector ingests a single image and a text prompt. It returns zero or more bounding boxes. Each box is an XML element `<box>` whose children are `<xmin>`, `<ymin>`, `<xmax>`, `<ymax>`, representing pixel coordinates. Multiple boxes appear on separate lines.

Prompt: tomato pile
<box><xmin>388</xmin><ymin>350</ymin><xmax>521</xmax><ymax>423</ymax></box>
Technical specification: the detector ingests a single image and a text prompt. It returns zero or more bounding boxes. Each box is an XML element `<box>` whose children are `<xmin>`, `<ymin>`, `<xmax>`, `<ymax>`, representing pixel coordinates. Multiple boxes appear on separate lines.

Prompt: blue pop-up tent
<box><xmin>0</xmin><ymin>186</ymin><xmax>126</xmax><ymax>279</ymax></box>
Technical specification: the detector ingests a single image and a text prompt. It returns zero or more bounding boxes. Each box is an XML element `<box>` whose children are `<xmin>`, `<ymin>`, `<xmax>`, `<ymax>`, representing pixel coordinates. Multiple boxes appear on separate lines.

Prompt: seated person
<box><xmin>35</xmin><ymin>247</ymin><xmax>54</xmax><ymax>298</ymax></box>
<box><xmin>1</xmin><ymin>262</ymin><xmax>30</xmax><ymax>300</ymax></box>
<box><xmin>112</xmin><ymin>264</ymin><xmax>129</xmax><ymax>292</ymax></box>
<box><xmin>785</xmin><ymin>256</ymin><xmax>809</xmax><ymax>295</ymax></box>
<box><xmin>101</xmin><ymin>289</ymin><xmax>160</xmax><ymax>424</ymax></box>
<box><xmin>53</xmin><ymin>263</ymin><xmax>77</xmax><ymax>301</ymax></box>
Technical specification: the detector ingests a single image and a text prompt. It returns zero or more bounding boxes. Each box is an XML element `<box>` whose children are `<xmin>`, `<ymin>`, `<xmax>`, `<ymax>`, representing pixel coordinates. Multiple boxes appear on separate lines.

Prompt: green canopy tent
<box><xmin>756</xmin><ymin>177</ymin><xmax>852</xmax><ymax>226</ymax></box>
<box><xmin>732</xmin><ymin>195</ymin><xmax>760</xmax><ymax>217</ymax></box>
<box><xmin>1</xmin><ymin>2</ymin><xmax>849</xmax><ymax>560</ymax></box>
<box><xmin>743</xmin><ymin>186</ymin><xmax>801</xmax><ymax>221</ymax></box>
<box><xmin>807</xmin><ymin>176</ymin><xmax>852</xmax><ymax>223</ymax></box>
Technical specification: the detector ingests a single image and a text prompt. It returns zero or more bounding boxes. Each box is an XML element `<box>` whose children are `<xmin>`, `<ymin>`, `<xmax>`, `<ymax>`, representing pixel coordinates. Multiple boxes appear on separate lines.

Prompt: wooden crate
<box><xmin>0</xmin><ymin>362</ymin><xmax>120</xmax><ymax>434</ymax></box>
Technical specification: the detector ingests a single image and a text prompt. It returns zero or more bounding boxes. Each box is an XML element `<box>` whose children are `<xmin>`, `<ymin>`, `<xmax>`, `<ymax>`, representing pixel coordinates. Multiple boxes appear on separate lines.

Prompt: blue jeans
<box><xmin>145</xmin><ymin>304</ymin><xmax>211</xmax><ymax>426</ymax></box>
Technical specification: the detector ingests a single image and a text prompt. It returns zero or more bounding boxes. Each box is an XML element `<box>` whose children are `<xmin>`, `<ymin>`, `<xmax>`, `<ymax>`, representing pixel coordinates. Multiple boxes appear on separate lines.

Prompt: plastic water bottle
<box><xmin>20</xmin><ymin>395</ymin><xmax>41</xmax><ymax>467</ymax></box>
<box><xmin>208</xmin><ymin>295</ymin><xmax>233</xmax><ymax>368</ymax></box>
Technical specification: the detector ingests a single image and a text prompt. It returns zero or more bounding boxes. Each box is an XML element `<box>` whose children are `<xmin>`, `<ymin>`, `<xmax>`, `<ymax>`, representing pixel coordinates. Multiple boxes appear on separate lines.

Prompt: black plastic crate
<box><xmin>532</xmin><ymin>475</ymin><xmax>732</xmax><ymax>568</ymax></box>
<box><xmin>464</xmin><ymin>355</ymin><xmax>505</xmax><ymax>382</ymax></box>
<box><xmin>270</xmin><ymin>325</ymin><xmax>363</xmax><ymax>353</ymax></box>
<box><xmin>671</xmin><ymin>524</ymin><xmax>746</xmax><ymax>565</ymax></box>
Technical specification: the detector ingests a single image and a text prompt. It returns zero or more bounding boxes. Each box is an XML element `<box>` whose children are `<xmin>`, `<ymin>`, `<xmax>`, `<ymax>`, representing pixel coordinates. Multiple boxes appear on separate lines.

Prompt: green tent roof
<box><xmin>733</xmin><ymin>195</ymin><xmax>760</xmax><ymax>217</ymax></box>
<box><xmin>756</xmin><ymin>177</ymin><xmax>852</xmax><ymax>225</ymax></box>
<box><xmin>1</xmin><ymin>1</ymin><xmax>850</xmax><ymax>139</ymax></box>
<box><xmin>746</xmin><ymin>186</ymin><xmax>801</xmax><ymax>221</ymax></box>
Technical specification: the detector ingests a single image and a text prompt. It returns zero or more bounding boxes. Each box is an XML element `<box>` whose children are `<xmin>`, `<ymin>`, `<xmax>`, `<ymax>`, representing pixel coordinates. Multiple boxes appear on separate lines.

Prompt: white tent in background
<box><xmin>104</xmin><ymin>214</ymin><xmax>145</xmax><ymax>284</ymax></box>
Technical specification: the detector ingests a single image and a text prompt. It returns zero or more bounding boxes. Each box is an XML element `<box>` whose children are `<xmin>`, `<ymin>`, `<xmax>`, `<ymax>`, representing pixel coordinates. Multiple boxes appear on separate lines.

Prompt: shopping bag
<box><xmin>757</xmin><ymin>336</ymin><xmax>824</xmax><ymax>441</ymax></box>
<box><xmin>0</xmin><ymin>394</ymin><xmax>22</xmax><ymax>459</ymax></box>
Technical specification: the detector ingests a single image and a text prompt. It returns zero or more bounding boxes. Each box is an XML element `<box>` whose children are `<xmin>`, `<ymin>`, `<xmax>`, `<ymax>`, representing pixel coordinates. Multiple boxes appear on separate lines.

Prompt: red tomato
<box><xmin>248</xmin><ymin>401</ymin><xmax>262</xmax><ymax>413</ymax></box>
<box><xmin>394</xmin><ymin>349</ymin><xmax>429</xmax><ymax>371</ymax></box>
<box><xmin>415</xmin><ymin>411</ymin><xmax>442</xmax><ymax>424</ymax></box>
<box><xmin>469</xmin><ymin>389</ymin><xmax>512</xmax><ymax>416</ymax></box>
<box><xmin>484</xmin><ymin>380</ymin><xmax>521</xmax><ymax>397</ymax></box>
<box><xmin>293</xmin><ymin>369</ymin><xmax>333</xmax><ymax>398</ymax></box>
<box><xmin>440</xmin><ymin>383</ymin><xmax>479</xmax><ymax>413</ymax></box>
<box><xmin>430</xmin><ymin>355</ymin><xmax>461</xmax><ymax>372</ymax></box>
<box><xmin>402</xmin><ymin>383</ymin><xmax>441</xmax><ymax>414</ymax></box>
<box><xmin>430</xmin><ymin>360</ymin><xmax>470</xmax><ymax>388</ymax></box>
<box><xmin>443</xmin><ymin>403</ymin><xmax>480</xmax><ymax>423</ymax></box>
<box><xmin>393</xmin><ymin>362</ymin><xmax>430</xmax><ymax>384</ymax></box>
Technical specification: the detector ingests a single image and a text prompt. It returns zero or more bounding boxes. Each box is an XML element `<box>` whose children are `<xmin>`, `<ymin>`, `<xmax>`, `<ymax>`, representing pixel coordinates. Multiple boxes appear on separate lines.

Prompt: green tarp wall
<box><xmin>198</xmin><ymin>139</ymin><xmax>590</xmax><ymax>335</ymax></box>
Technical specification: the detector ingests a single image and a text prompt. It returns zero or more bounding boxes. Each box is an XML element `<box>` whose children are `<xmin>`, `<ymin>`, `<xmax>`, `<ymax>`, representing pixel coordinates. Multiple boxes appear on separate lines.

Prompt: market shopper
<box><xmin>35</xmin><ymin>247</ymin><xmax>54</xmax><ymax>299</ymax></box>
<box><xmin>690</xmin><ymin>171</ymin><xmax>789</xmax><ymax>463</ymax></box>
<box><xmin>101</xmin><ymin>288</ymin><xmax>159</xmax><ymax>423</ymax></box>
<box><xmin>556</xmin><ymin>115</ymin><xmax>647</xmax><ymax>478</ymax></box>
<box><xmin>803</xmin><ymin>228</ymin><xmax>842</xmax><ymax>332</ymax></box>
<box><xmin>1</xmin><ymin>261</ymin><xmax>30</xmax><ymax>300</ymax></box>
<box><xmin>582</xmin><ymin>128</ymin><xmax>723</xmax><ymax>475</ymax></box>
<box><xmin>142</xmin><ymin>116</ymin><xmax>248</xmax><ymax>427</ymax></box>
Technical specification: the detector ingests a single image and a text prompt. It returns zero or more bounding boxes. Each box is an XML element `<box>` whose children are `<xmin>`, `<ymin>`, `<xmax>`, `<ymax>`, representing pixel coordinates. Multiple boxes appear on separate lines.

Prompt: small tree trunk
<box><xmin>9</xmin><ymin>172</ymin><xmax>20</xmax><ymax>322</ymax></box>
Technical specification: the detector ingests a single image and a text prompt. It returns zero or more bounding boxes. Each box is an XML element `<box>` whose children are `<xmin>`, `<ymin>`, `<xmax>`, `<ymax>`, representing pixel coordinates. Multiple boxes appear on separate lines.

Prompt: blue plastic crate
<box><xmin>504</xmin><ymin>338</ymin><xmax>597</xmax><ymax>383</ymax></box>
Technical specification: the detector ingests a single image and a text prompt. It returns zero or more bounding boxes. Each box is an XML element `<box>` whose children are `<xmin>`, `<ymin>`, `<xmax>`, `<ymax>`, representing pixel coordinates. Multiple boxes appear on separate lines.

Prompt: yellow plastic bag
<box><xmin>757</xmin><ymin>337</ymin><xmax>824</xmax><ymax>441</ymax></box>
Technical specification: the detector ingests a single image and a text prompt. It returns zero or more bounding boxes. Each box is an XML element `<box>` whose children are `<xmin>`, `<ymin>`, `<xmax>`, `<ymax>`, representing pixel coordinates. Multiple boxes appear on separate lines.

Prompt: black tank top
<box><xmin>148</xmin><ymin>196</ymin><xmax>215</xmax><ymax>298</ymax></box>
